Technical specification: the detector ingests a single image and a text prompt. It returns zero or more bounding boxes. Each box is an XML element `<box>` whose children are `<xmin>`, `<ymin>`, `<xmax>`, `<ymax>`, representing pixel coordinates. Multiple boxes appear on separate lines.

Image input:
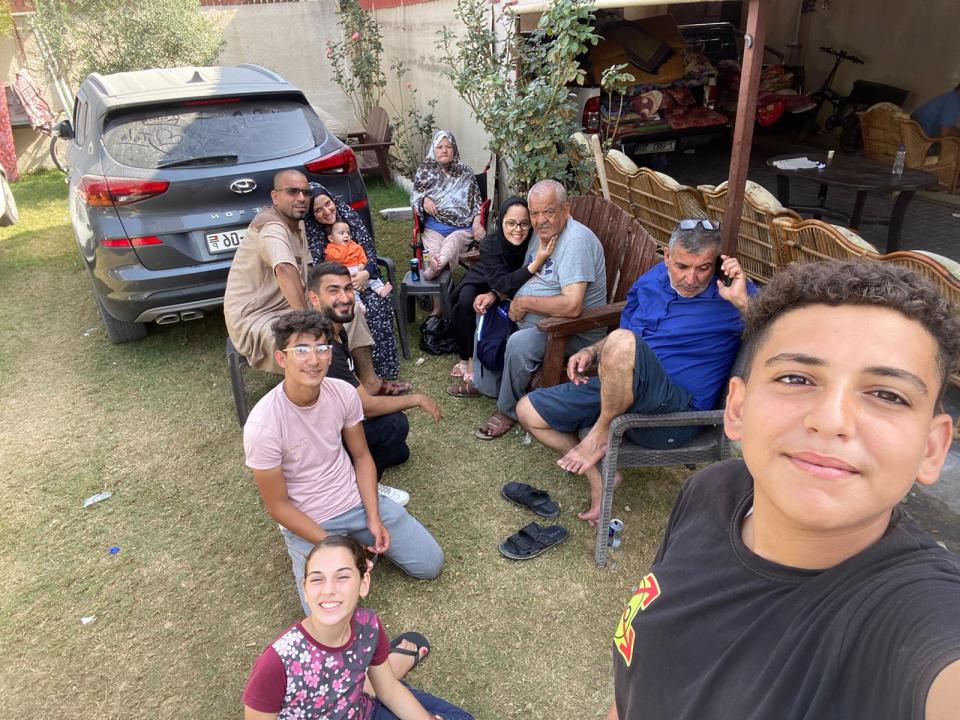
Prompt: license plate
<box><xmin>206</xmin><ymin>228</ymin><xmax>245</xmax><ymax>254</ymax></box>
<box><xmin>634</xmin><ymin>139</ymin><xmax>677</xmax><ymax>155</ymax></box>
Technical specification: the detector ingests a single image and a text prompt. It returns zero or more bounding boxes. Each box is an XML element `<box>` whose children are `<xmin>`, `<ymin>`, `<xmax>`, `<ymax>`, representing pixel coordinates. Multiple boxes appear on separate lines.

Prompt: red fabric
<box><xmin>12</xmin><ymin>70</ymin><xmax>54</xmax><ymax>133</ymax></box>
<box><xmin>0</xmin><ymin>84</ymin><xmax>19</xmax><ymax>181</ymax></box>
<box><xmin>666</xmin><ymin>106</ymin><xmax>728</xmax><ymax>130</ymax></box>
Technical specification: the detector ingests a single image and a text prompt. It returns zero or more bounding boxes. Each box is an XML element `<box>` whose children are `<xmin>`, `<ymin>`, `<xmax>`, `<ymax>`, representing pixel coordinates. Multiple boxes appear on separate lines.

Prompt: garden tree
<box><xmin>327</xmin><ymin>0</ymin><xmax>437</xmax><ymax>177</ymax></box>
<box><xmin>32</xmin><ymin>0</ymin><xmax>224</xmax><ymax>87</ymax></box>
<box><xmin>438</xmin><ymin>0</ymin><xmax>601</xmax><ymax>195</ymax></box>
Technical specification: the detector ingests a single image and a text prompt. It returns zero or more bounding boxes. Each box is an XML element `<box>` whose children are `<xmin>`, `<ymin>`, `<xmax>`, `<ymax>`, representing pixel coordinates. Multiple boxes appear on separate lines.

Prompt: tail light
<box><xmin>101</xmin><ymin>236</ymin><xmax>164</xmax><ymax>248</ymax></box>
<box><xmin>582</xmin><ymin>96</ymin><xmax>601</xmax><ymax>133</ymax></box>
<box><xmin>350</xmin><ymin>199</ymin><xmax>368</xmax><ymax>211</ymax></box>
<box><xmin>305</xmin><ymin>147</ymin><xmax>358</xmax><ymax>175</ymax></box>
<box><xmin>79</xmin><ymin>176</ymin><xmax>170</xmax><ymax>207</ymax></box>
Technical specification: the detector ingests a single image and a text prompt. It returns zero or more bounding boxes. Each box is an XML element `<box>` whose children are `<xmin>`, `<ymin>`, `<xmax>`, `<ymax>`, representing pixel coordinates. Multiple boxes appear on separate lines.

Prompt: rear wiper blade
<box><xmin>157</xmin><ymin>154</ymin><xmax>239</xmax><ymax>169</ymax></box>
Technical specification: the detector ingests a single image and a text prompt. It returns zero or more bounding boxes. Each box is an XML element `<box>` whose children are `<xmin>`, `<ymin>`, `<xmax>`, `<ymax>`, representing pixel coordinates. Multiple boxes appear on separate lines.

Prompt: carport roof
<box><xmin>507</xmin><ymin>0</ymin><xmax>731</xmax><ymax>14</ymax></box>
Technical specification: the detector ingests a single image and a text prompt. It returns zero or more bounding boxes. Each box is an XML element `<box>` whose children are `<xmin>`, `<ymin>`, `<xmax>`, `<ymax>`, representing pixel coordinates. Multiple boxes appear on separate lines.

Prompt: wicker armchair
<box><xmin>772</xmin><ymin>218</ymin><xmax>880</xmax><ymax>268</ymax></box>
<box><xmin>858</xmin><ymin>102</ymin><xmax>908</xmax><ymax>162</ymax></box>
<box><xmin>626</xmin><ymin>168</ymin><xmax>708</xmax><ymax>251</ymax></box>
<box><xmin>592</xmin><ymin>347</ymin><xmax>748</xmax><ymax>567</ymax></box>
<box><xmin>698</xmin><ymin>180</ymin><xmax>800</xmax><ymax>284</ymax></box>
<box><xmin>900</xmin><ymin>118</ymin><xmax>960</xmax><ymax>193</ymax></box>
<box><xmin>878</xmin><ymin>250</ymin><xmax>960</xmax><ymax>387</ymax></box>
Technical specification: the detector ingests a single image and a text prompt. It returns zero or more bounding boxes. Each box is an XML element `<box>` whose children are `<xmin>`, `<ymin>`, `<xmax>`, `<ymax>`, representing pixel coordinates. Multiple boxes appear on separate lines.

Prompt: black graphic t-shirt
<box><xmin>613</xmin><ymin>459</ymin><xmax>960</xmax><ymax>720</ymax></box>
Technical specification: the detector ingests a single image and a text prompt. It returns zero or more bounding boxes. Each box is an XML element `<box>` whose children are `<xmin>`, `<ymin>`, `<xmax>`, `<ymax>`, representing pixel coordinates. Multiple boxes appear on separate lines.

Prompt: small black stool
<box><xmin>397</xmin><ymin>269</ymin><xmax>452</xmax><ymax>358</ymax></box>
<box><xmin>226</xmin><ymin>337</ymin><xmax>250</xmax><ymax>426</ymax></box>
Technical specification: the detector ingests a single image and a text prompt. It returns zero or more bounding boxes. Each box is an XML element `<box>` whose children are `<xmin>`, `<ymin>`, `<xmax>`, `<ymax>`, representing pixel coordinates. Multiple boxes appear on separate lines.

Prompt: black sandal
<box><xmin>498</xmin><ymin>522</ymin><xmax>568</xmax><ymax>560</ymax></box>
<box><xmin>500</xmin><ymin>482</ymin><xmax>560</xmax><ymax>519</ymax></box>
<box><xmin>390</xmin><ymin>631</ymin><xmax>430</xmax><ymax>669</ymax></box>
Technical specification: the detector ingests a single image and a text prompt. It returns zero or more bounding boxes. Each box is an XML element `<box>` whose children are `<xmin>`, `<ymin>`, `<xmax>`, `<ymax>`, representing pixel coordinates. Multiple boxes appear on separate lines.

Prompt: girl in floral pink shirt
<box><xmin>243</xmin><ymin>536</ymin><xmax>473</xmax><ymax>720</ymax></box>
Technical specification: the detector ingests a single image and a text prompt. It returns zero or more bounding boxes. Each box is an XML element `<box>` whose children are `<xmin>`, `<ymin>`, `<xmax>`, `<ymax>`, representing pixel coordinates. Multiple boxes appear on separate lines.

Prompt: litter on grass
<box><xmin>80</xmin><ymin>616</ymin><xmax>96</xmax><ymax>625</ymax></box>
<box><xmin>415</xmin><ymin>357</ymin><xmax>426</xmax><ymax>365</ymax></box>
<box><xmin>109</xmin><ymin>545</ymin><xmax>121</xmax><ymax>555</ymax></box>
<box><xmin>83</xmin><ymin>491</ymin><xmax>112</xmax><ymax>508</ymax></box>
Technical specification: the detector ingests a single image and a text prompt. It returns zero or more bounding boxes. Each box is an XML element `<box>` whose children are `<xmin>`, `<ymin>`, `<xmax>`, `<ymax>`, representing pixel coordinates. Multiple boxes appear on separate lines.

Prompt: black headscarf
<box><xmin>480</xmin><ymin>196</ymin><xmax>532</xmax><ymax>275</ymax></box>
<box><xmin>303</xmin><ymin>182</ymin><xmax>378</xmax><ymax>267</ymax></box>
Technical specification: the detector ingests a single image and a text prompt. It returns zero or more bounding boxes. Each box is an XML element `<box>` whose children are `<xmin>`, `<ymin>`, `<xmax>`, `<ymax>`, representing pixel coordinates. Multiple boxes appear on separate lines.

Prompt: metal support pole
<box><xmin>720</xmin><ymin>0</ymin><xmax>768</xmax><ymax>258</ymax></box>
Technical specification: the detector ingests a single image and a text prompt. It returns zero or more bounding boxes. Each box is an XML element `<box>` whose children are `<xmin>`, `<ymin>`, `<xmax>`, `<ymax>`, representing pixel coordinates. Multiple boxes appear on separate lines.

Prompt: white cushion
<box><xmin>917</xmin><ymin>251</ymin><xmax>960</xmax><ymax>280</ymax></box>
<box><xmin>830</xmin><ymin>224</ymin><xmax>879</xmax><ymax>253</ymax></box>
<box><xmin>607</xmin><ymin>149</ymin><xmax>639</xmax><ymax>173</ymax></box>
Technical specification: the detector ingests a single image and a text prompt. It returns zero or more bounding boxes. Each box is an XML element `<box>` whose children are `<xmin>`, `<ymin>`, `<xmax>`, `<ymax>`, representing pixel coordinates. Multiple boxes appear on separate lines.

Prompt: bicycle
<box><xmin>795</xmin><ymin>46</ymin><xmax>865</xmax><ymax>150</ymax></box>
<box><xmin>48</xmin><ymin>119</ymin><xmax>71</xmax><ymax>174</ymax></box>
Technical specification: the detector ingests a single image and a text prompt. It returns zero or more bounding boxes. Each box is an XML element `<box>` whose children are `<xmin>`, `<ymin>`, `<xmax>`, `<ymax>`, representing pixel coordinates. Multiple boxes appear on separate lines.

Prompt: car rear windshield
<box><xmin>102</xmin><ymin>98</ymin><xmax>327</xmax><ymax>169</ymax></box>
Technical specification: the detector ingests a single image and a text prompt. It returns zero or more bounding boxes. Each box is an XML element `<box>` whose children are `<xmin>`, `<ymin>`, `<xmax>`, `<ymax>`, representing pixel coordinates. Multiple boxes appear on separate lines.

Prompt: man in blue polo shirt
<box><xmin>517</xmin><ymin>220</ymin><xmax>755</xmax><ymax>525</ymax></box>
<box><xmin>911</xmin><ymin>82</ymin><xmax>960</xmax><ymax>139</ymax></box>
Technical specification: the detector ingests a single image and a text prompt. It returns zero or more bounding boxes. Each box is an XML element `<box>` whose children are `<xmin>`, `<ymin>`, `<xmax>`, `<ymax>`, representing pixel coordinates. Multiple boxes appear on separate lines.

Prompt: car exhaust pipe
<box><xmin>155</xmin><ymin>313</ymin><xmax>181</xmax><ymax>325</ymax></box>
<box><xmin>179</xmin><ymin>310</ymin><xmax>204</xmax><ymax>322</ymax></box>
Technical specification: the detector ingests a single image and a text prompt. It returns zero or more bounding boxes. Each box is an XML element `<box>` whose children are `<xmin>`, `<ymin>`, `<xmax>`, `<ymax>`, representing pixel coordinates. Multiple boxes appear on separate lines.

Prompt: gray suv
<box><xmin>63</xmin><ymin>64</ymin><xmax>370</xmax><ymax>342</ymax></box>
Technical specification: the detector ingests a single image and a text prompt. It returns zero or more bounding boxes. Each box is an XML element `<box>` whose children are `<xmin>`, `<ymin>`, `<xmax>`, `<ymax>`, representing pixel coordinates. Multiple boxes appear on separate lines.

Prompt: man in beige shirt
<box><xmin>224</xmin><ymin>169</ymin><xmax>313</xmax><ymax>374</ymax></box>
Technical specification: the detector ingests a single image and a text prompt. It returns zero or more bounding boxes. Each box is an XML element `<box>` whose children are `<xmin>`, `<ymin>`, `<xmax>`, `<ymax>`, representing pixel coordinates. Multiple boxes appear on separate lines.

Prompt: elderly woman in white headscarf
<box><xmin>410</xmin><ymin>130</ymin><xmax>484</xmax><ymax>292</ymax></box>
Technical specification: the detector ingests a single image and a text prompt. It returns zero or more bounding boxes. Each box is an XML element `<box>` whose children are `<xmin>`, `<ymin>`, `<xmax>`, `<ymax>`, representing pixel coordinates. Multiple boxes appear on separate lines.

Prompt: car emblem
<box><xmin>229</xmin><ymin>178</ymin><xmax>257</xmax><ymax>194</ymax></box>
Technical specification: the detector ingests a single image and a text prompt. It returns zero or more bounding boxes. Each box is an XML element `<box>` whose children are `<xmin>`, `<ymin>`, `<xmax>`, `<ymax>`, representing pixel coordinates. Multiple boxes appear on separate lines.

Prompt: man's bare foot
<box><xmin>558</xmin><ymin>426</ymin><xmax>609</xmax><ymax>475</ymax></box>
<box><xmin>577</xmin><ymin>471</ymin><xmax>623</xmax><ymax>527</ymax></box>
<box><xmin>387</xmin><ymin>639</ymin><xmax>428</xmax><ymax>680</ymax></box>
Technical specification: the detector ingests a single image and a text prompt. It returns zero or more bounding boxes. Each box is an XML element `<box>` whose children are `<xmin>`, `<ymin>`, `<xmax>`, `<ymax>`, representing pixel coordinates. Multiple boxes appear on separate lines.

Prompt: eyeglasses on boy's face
<box><xmin>282</xmin><ymin>344</ymin><xmax>333</xmax><ymax>358</ymax></box>
<box><xmin>278</xmin><ymin>187</ymin><xmax>311</xmax><ymax>197</ymax></box>
<box><xmin>678</xmin><ymin>218</ymin><xmax>721</xmax><ymax>231</ymax></box>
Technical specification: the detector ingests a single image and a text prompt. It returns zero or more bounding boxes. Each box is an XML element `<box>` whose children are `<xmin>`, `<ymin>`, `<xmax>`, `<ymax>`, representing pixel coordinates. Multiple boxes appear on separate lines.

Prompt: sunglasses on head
<box><xmin>678</xmin><ymin>218</ymin><xmax>721</xmax><ymax>232</ymax></box>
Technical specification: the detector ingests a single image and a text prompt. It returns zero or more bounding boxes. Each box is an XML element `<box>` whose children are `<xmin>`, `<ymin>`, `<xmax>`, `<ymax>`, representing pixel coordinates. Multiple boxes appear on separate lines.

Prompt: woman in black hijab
<box><xmin>447</xmin><ymin>196</ymin><xmax>557</xmax><ymax>395</ymax></box>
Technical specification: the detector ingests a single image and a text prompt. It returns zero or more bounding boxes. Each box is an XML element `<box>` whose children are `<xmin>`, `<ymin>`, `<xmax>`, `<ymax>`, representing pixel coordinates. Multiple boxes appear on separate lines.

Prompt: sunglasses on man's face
<box><xmin>678</xmin><ymin>218</ymin><xmax>721</xmax><ymax>231</ymax></box>
<box><xmin>278</xmin><ymin>187</ymin><xmax>311</xmax><ymax>197</ymax></box>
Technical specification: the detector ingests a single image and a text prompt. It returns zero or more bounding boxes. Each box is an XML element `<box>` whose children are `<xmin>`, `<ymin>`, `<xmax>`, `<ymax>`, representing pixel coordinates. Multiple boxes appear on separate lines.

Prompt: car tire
<box><xmin>94</xmin><ymin>293</ymin><xmax>148</xmax><ymax>343</ymax></box>
<box><xmin>0</xmin><ymin>174</ymin><xmax>19</xmax><ymax>227</ymax></box>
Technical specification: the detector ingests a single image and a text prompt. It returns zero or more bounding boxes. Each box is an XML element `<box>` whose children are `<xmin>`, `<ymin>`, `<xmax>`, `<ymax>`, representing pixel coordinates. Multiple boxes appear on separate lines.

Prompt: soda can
<box><xmin>608</xmin><ymin>518</ymin><xmax>624</xmax><ymax>549</ymax></box>
<box><xmin>409</xmin><ymin>258</ymin><xmax>420</xmax><ymax>282</ymax></box>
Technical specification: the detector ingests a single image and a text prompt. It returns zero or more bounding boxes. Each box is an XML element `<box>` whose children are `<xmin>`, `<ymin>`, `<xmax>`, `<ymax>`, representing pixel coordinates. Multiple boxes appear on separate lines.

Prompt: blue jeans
<box><xmin>280</xmin><ymin>498</ymin><xmax>444</xmax><ymax>614</ymax></box>
<box><xmin>372</xmin><ymin>684</ymin><xmax>474</xmax><ymax>720</ymax></box>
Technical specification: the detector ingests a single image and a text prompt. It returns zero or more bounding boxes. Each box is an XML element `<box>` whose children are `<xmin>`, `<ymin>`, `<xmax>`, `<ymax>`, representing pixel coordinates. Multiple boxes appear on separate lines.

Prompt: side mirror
<box><xmin>53</xmin><ymin>119</ymin><xmax>74</xmax><ymax>140</ymax></box>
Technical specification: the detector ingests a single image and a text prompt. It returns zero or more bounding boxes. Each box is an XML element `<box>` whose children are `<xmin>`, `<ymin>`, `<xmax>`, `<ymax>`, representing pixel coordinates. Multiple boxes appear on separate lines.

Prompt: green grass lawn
<box><xmin>0</xmin><ymin>173</ymin><xmax>686</xmax><ymax>719</ymax></box>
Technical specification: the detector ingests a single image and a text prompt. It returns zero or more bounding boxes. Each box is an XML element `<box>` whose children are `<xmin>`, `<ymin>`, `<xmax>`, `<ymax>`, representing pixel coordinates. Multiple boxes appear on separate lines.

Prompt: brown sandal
<box><xmin>447</xmin><ymin>380</ymin><xmax>482</xmax><ymax>398</ymax></box>
<box><xmin>475</xmin><ymin>411</ymin><xmax>516</xmax><ymax>440</ymax></box>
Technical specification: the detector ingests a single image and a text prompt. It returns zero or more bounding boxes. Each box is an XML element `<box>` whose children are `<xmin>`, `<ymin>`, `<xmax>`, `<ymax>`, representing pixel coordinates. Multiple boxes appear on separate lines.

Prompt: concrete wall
<box><xmin>212</xmin><ymin>1</ymin><xmax>354</xmax><ymax>135</ymax></box>
<box><xmin>765</xmin><ymin>0</ymin><xmax>959</xmax><ymax>113</ymax></box>
<box><xmin>370</xmin><ymin>0</ymin><xmax>493</xmax><ymax>178</ymax></box>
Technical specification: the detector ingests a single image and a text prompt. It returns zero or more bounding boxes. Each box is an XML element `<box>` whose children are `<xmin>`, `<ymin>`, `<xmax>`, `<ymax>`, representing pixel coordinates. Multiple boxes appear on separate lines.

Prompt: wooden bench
<box><xmin>347</xmin><ymin>106</ymin><xmax>393</xmax><ymax>183</ymax></box>
<box><xmin>536</xmin><ymin>195</ymin><xmax>660</xmax><ymax>388</ymax></box>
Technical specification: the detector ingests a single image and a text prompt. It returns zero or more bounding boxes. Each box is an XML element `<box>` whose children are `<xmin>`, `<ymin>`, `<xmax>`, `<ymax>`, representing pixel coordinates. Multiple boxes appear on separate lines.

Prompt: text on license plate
<box><xmin>206</xmin><ymin>228</ymin><xmax>245</xmax><ymax>254</ymax></box>
<box><xmin>634</xmin><ymin>139</ymin><xmax>677</xmax><ymax>155</ymax></box>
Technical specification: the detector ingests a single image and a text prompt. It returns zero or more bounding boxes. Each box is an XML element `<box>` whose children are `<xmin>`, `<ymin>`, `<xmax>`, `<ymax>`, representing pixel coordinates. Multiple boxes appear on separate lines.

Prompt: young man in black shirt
<box><xmin>610</xmin><ymin>260</ymin><xmax>960</xmax><ymax>720</ymax></box>
<box><xmin>307</xmin><ymin>263</ymin><xmax>442</xmax><ymax>488</ymax></box>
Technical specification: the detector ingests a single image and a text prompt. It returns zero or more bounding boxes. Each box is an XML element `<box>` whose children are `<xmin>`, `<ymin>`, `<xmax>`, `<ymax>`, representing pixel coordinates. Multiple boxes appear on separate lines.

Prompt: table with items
<box><xmin>767</xmin><ymin>153</ymin><xmax>939</xmax><ymax>253</ymax></box>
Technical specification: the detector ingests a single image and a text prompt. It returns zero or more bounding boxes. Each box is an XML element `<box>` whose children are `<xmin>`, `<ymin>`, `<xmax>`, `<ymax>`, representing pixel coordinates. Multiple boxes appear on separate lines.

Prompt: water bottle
<box><xmin>892</xmin><ymin>144</ymin><xmax>906</xmax><ymax>175</ymax></box>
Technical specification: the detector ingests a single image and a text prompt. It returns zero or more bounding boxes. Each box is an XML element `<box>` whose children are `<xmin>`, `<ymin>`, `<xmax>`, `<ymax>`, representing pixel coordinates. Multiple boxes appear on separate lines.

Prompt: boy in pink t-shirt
<box><xmin>243</xmin><ymin>309</ymin><xmax>443</xmax><ymax>613</ymax></box>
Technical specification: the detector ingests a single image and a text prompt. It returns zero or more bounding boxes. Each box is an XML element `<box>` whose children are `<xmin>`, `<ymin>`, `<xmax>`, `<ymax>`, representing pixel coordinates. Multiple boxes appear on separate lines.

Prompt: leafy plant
<box><xmin>387</xmin><ymin>62</ymin><xmax>439</xmax><ymax>177</ymax></box>
<box><xmin>599</xmin><ymin>63</ymin><xmax>635</xmax><ymax>153</ymax></box>
<box><xmin>327</xmin><ymin>1</ymin><xmax>438</xmax><ymax>178</ymax></box>
<box><xmin>326</xmin><ymin>0</ymin><xmax>387</xmax><ymax>127</ymax></box>
<box><xmin>31</xmin><ymin>0</ymin><xmax>223</xmax><ymax>86</ymax></box>
<box><xmin>438</xmin><ymin>0</ymin><xmax>601</xmax><ymax>195</ymax></box>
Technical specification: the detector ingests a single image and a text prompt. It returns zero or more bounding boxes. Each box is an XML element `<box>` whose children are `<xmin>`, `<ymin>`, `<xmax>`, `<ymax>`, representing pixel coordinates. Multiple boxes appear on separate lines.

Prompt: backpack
<box><xmin>476</xmin><ymin>300</ymin><xmax>516</xmax><ymax>372</ymax></box>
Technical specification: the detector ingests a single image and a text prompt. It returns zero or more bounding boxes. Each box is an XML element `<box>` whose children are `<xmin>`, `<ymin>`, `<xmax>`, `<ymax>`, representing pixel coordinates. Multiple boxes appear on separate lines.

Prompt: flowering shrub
<box><xmin>326</xmin><ymin>0</ymin><xmax>386</xmax><ymax>127</ymax></box>
<box><xmin>327</xmin><ymin>1</ymin><xmax>437</xmax><ymax>177</ymax></box>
